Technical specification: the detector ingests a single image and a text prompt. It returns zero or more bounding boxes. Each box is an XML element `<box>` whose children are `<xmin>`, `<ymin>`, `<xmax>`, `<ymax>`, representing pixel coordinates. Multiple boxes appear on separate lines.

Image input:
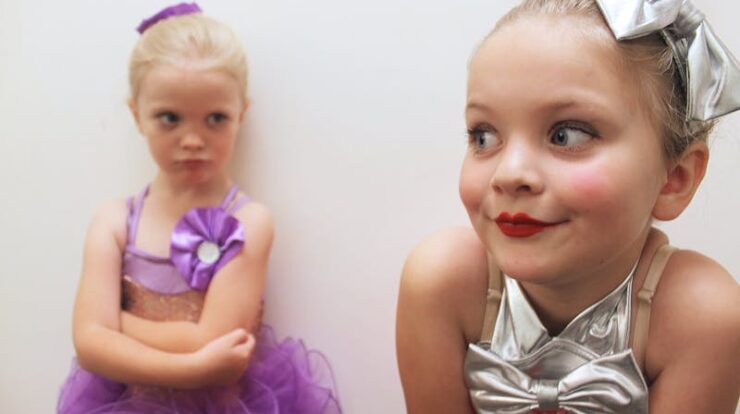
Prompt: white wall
<box><xmin>0</xmin><ymin>1</ymin><xmax>737</xmax><ymax>412</ymax></box>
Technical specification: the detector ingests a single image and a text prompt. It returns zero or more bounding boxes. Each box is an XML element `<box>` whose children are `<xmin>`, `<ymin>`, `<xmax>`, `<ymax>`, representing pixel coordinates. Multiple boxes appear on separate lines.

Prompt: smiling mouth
<box><xmin>494</xmin><ymin>212</ymin><xmax>562</xmax><ymax>238</ymax></box>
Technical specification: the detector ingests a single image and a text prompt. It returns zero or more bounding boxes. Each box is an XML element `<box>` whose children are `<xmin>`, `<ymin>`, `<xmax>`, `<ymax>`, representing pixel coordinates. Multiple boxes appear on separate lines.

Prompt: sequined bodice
<box><xmin>121</xmin><ymin>276</ymin><xmax>205</xmax><ymax>322</ymax></box>
<box><xmin>464</xmin><ymin>267</ymin><xmax>649</xmax><ymax>414</ymax></box>
<box><xmin>120</xmin><ymin>185</ymin><xmax>250</xmax><ymax>322</ymax></box>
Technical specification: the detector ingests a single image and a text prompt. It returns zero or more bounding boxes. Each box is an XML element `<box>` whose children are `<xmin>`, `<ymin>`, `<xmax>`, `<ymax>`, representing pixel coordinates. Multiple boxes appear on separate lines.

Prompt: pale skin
<box><xmin>397</xmin><ymin>15</ymin><xmax>740</xmax><ymax>414</ymax></box>
<box><xmin>72</xmin><ymin>63</ymin><xmax>273</xmax><ymax>388</ymax></box>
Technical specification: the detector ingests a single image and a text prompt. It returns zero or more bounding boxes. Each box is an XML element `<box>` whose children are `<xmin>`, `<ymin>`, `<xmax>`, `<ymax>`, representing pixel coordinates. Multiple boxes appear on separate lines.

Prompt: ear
<box><xmin>652</xmin><ymin>140</ymin><xmax>709</xmax><ymax>221</ymax></box>
<box><xmin>128</xmin><ymin>98</ymin><xmax>143</xmax><ymax>133</ymax></box>
<box><xmin>239</xmin><ymin>98</ymin><xmax>250</xmax><ymax>123</ymax></box>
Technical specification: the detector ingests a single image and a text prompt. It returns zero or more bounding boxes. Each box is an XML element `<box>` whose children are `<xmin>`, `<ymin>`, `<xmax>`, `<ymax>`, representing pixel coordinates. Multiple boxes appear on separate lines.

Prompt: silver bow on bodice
<box><xmin>465</xmin><ymin>344</ymin><xmax>648</xmax><ymax>414</ymax></box>
<box><xmin>596</xmin><ymin>0</ymin><xmax>740</xmax><ymax>121</ymax></box>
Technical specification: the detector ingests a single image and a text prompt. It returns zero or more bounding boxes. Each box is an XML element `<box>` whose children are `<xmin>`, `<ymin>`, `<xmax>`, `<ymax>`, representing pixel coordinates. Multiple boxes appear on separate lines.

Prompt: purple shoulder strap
<box><xmin>126</xmin><ymin>186</ymin><xmax>149</xmax><ymax>246</ymax></box>
<box><xmin>220</xmin><ymin>184</ymin><xmax>251</xmax><ymax>214</ymax></box>
<box><xmin>227</xmin><ymin>195</ymin><xmax>252</xmax><ymax>214</ymax></box>
<box><xmin>219</xmin><ymin>185</ymin><xmax>239</xmax><ymax>209</ymax></box>
<box><xmin>126</xmin><ymin>185</ymin><xmax>248</xmax><ymax>247</ymax></box>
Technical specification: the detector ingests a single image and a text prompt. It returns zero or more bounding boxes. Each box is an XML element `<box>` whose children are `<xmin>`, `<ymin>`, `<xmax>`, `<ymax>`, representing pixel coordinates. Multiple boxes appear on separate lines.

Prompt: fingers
<box><xmin>216</xmin><ymin>328</ymin><xmax>247</xmax><ymax>344</ymax></box>
<box><xmin>219</xmin><ymin>329</ymin><xmax>255</xmax><ymax>359</ymax></box>
<box><xmin>209</xmin><ymin>328</ymin><xmax>254</xmax><ymax>354</ymax></box>
<box><xmin>229</xmin><ymin>328</ymin><xmax>248</xmax><ymax>341</ymax></box>
<box><xmin>233</xmin><ymin>333</ymin><xmax>256</xmax><ymax>358</ymax></box>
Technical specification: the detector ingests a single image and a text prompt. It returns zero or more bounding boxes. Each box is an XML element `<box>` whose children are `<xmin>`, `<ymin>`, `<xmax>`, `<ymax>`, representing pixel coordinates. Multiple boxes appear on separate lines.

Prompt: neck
<box><xmin>149</xmin><ymin>173</ymin><xmax>233</xmax><ymax>211</ymax></box>
<box><xmin>518</xmin><ymin>227</ymin><xmax>651</xmax><ymax>336</ymax></box>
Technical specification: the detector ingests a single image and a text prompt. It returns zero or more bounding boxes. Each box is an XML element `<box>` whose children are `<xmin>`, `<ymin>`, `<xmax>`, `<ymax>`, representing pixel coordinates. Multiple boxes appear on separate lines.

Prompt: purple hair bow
<box><xmin>136</xmin><ymin>2</ymin><xmax>202</xmax><ymax>34</ymax></box>
<box><xmin>170</xmin><ymin>207</ymin><xmax>245</xmax><ymax>291</ymax></box>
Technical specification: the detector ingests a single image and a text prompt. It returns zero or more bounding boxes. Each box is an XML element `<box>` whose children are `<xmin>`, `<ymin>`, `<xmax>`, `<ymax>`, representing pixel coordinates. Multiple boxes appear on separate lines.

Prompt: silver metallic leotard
<box><xmin>465</xmin><ymin>268</ymin><xmax>647</xmax><ymax>413</ymax></box>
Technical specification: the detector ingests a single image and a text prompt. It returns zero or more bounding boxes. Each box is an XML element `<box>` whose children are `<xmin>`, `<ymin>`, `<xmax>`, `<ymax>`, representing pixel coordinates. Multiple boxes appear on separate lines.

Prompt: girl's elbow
<box><xmin>73</xmin><ymin>333</ymin><xmax>93</xmax><ymax>370</ymax></box>
<box><xmin>73</xmin><ymin>340</ymin><xmax>96</xmax><ymax>372</ymax></box>
<box><xmin>72</xmin><ymin>324</ymin><xmax>106</xmax><ymax>371</ymax></box>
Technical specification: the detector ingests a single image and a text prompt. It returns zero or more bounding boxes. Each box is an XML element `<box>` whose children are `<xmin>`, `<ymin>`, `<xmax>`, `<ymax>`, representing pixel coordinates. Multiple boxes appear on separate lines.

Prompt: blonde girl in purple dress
<box><xmin>57</xmin><ymin>3</ymin><xmax>340</xmax><ymax>413</ymax></box>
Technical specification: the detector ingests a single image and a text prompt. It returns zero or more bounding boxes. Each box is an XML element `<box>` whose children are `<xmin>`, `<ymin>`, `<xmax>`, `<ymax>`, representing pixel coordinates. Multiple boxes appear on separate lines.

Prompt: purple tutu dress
<box><xmin>58</xmin><ymin>185</ymin><xmax>342</xmax><ymax>414</ymax></box>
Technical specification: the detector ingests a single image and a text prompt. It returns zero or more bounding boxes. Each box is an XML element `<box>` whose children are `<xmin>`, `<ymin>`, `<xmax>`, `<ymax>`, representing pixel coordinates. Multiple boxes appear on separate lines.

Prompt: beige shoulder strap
<box><xmin>479</xmin><ymin>252</ymin><xmax>503</xmax><ymax>346</ymax></box>
<box><xmin>631</xmin><ymin>244</ymin><xmax>677</xmax><ymax>370</ymax></box>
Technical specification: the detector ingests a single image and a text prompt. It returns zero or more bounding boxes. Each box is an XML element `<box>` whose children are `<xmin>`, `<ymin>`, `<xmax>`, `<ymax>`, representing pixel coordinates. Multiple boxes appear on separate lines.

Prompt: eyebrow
<box><xmin>539</xmin><ymin>99</ymin><xmax>613</xmax><ymax>113</ymax></box>
<box><xmin>466</xmin><ymin>97</ymin><xmax>611</xmax><ymax>115</ymax></box>
<box><xmin>465</xmin><ymin>101</ymin><xmax>490</xmax><ymax>113</ymax></box>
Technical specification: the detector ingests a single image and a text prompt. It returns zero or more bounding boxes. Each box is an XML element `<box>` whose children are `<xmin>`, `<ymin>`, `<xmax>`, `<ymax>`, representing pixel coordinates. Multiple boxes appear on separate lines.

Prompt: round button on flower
<box><xmin>170</xmin><ymin>207</ymin><xmax>245</xmax><ymax>291</ymax></box>
<box><xmin>196</xmin><ymin>241</ymin><xmax>221</xmax><ymax>264</ymax></box>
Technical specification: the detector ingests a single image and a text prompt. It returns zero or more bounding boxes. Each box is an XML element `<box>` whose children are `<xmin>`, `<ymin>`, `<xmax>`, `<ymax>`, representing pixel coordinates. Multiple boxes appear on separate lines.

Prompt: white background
<box><xmin>1</xmin><ymin>1</ymin><xmax>738</xmax><ymax>412</ymax></box>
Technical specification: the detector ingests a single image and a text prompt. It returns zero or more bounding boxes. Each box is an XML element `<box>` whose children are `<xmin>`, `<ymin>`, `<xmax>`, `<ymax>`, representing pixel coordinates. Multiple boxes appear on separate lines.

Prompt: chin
<box><xmin>498</xmin><ymin>261</ymin><xmax>555</xmax><ymax>283</ymax></box>
<box><xmin>489</xmin><ymin>246</ymin><xmax>568</xmax><ymax>284</ymax></box>
<box><xmin>181</xmin><ymin>172</ymin><xmax>215</xmax><ymax>185</ymax></box>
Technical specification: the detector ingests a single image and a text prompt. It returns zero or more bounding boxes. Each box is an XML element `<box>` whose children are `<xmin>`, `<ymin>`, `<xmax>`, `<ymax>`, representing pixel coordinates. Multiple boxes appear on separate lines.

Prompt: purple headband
<box><xmin>136</xmin><ymin>2</ymin><xmax>202</xmax><ymax>34</ymax></box>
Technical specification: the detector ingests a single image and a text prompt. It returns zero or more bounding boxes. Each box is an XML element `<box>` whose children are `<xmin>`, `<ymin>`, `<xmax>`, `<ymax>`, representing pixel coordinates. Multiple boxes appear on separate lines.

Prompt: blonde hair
<box><xmin>486</xmin><ymin>0</ymin><xmax>715</xmax><ymax>161</ymax></box>
<box><xmin>129</xmin><ymin>13</ymin><xmax>247</xmax><ymax>101</ymax></box>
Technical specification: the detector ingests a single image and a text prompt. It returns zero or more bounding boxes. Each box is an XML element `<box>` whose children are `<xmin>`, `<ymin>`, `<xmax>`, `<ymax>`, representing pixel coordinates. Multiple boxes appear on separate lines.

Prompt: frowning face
<box><xmin>131</xmin><ymin>64</ymin><xmax>246</xmax><ymax>187</ymax></box>
<box><xmin>460</xmin><ymin>16</ymin><xmax>669</xmax><ymax>285</ymax></box>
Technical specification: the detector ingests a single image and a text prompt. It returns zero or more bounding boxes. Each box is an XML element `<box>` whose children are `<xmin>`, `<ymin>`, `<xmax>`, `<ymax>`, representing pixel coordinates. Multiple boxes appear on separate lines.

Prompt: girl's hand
<box><xmin>193</xmin><ymin>328</ymin><xmax>255</xmax><ymax>387</ymax></box>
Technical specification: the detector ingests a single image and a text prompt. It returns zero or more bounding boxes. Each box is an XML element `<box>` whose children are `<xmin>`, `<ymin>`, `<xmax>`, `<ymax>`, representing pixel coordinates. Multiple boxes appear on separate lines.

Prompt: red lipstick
<box><xmin>494</xmin><ymin>212</ymin><xmax>560</xmax><ymax>238</ymax></box>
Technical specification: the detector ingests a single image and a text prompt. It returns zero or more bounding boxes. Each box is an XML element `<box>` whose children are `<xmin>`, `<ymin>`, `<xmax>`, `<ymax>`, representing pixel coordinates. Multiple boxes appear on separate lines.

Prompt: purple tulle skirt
<box><xmin>57</xmin><ymin>326</ymin><xmax>341</xmax><ymax>414</ymax></box>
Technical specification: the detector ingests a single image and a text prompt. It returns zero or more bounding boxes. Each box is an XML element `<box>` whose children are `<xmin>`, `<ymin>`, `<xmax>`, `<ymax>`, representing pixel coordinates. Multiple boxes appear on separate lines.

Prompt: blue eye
<box><xmin>550</xmin><ymin>124</ymin><xmax>597</xmax><ymax>148</ymax></box>
<box><xmin>468</xmin><ymin>127</ymin><xmax>499</xmax><ymax>152</ymax></box>
<box><xmin>207</xmin><ymin>113</ymin><xmax>228</xmax><ymax>126</ymax></box>
<box><xmin>157</xmin><ymin>112</ymin><xmax>179</xmax><ymax>125</ymax></box>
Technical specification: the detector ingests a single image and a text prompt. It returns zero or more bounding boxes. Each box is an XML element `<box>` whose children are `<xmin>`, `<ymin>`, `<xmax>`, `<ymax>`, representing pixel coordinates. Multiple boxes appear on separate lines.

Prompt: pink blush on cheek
<box><xmin>459</xmin><ymin>164</ymin><xmax>489</xmax><ymax>211</ymax></box>
<box><xmin>566</xmin><ymin>169</ymin><xmax>613</xmax><ymax>205</ymax></box>
<box><xmin>459</xmin><ymin>180</ymin><xmax>480</xmax><ymax>211</ymax></box>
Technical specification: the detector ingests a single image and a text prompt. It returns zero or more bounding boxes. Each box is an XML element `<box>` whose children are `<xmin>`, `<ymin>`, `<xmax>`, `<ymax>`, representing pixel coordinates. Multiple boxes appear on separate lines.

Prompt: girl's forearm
<box><xmin>119</xmin><ymin>311</ymin><xmax>207</xmax><ymax>353</ymax></box>
<box><xmin>74</xmin><ymin>323</ymin><xmax>204</xmax><ymax>389</ymax></box>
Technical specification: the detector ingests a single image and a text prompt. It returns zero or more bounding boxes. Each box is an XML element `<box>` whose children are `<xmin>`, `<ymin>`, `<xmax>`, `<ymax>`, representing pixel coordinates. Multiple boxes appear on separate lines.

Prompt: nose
<box><xmin>491</xmin><ymin>139</ymin><xmax>544</xmax><ymax>195</ymax></box>
<box><xmin>180</xmin><ymin>129</ymin><xmax>205</xmax><ymax>150</ymax></box>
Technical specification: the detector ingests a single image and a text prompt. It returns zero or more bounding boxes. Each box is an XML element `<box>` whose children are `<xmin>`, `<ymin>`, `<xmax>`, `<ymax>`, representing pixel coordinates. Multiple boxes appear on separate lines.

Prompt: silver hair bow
<box><xmin>595</xmin><ymin>0</ymin><xmax>740</xmax><ymax>121</ymax></box>
<box><xmin>465</xmin><ymin>344</ymin><xmax>648</xmax><ymax>414</ymax></box>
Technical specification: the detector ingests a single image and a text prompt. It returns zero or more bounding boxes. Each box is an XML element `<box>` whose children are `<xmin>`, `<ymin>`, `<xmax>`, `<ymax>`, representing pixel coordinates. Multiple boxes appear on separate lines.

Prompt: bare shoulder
<box><xmin>232</xmin><ymin>201</ymin><xmax>274</xmax><ymax>246</ymax></box>
<box><xmin>400</xmin><ymin>227</ymin><xmax>489</xmax><ymax>340</ymax></box>
<box><xmin>651</xmin><ymin>249</ymin><xmax>739</xmax><ymax>345</ymax></box>
<box><xmin>646</xmin><ymin>249</ymin><xmax>740</xmax><ymax>410</ymax></box>
<box><xmin>403</xmin><ymin>227</ymin><xmax>487</xmax><ymax>294</ymax></box>
<box><xmin>88</xmin><ymin>198</ymin><xmax>129</xmax><ymax>249</ymax></box>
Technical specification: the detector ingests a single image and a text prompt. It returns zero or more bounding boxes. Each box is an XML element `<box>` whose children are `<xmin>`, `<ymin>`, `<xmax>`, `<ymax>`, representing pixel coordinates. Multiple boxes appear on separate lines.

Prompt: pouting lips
<box><xmin>178</xmin><ymin>159</ymin><xmax>210</xmax><ymax>168</ymax></box>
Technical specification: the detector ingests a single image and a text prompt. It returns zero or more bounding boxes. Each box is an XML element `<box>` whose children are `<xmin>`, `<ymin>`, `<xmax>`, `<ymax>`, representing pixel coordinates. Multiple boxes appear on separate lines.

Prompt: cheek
<box><xmin>214</xmin><ymin>132</ymin><xmax>236</xmax><ymax>153</ymax></box>
<box><xmin>459</xmin><ymin>159</ymin><xmax>489</xmax><ymax>212</ymax></box>
<box><xmin>561</xmin><ymin>158</ymin><xmax>657</xmax><ymax>221</ymax></box>
<box><xmin>146</xmin><ymin>139</ymin><xmax>167</xmax><ymax>159</ymax></box>
<box><xmin>562</xmin><ymin>164</ymin><xmax>624</xmax><ymax>213</ymax></box>
<box><xmin>568</xmin><ymin>170</ymin><xmax>610</xmax><ymax>203</ymax></box>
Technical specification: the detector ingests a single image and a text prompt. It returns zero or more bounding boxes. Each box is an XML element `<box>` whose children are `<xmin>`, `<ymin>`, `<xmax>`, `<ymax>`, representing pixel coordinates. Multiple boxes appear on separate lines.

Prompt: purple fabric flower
<box><xmin>136</xmin><ymin>3</ymin><xmax>202</xmax><ymax>34</ymax></box>
<box><xmin>170</xmin><ymin>207</ymin><xmax>244</xmax><ymax>291</ymax></box>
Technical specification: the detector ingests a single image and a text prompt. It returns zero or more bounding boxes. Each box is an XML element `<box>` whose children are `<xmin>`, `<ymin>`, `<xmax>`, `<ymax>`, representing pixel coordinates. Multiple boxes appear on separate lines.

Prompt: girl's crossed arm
<box><xmin>119</xmin><ymin>202</ymin><xmax>273</xmax><ymax>354</ymax></box>
<box><xmin>73</xmin><ymin>201</ymin><xmax>254</xmax><ymax>388</ymax></box>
